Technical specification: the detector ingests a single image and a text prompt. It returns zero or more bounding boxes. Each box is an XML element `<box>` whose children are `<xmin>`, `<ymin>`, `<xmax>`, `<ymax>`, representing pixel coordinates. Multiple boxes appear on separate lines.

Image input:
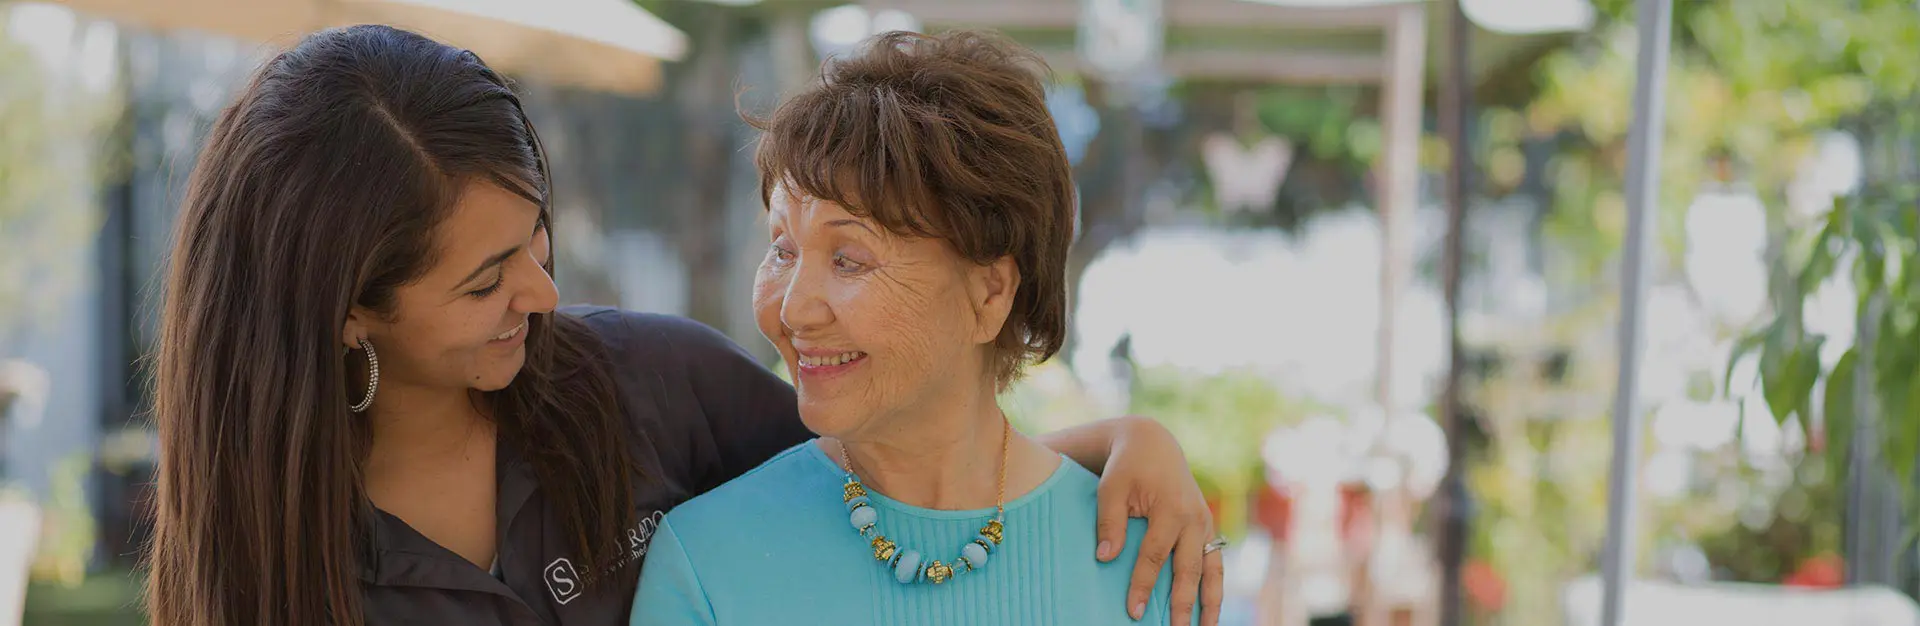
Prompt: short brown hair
<box><xmin>749</xmin><ymin>29</ymin><xmax>1076</xmax><ymax>386</ymax></box>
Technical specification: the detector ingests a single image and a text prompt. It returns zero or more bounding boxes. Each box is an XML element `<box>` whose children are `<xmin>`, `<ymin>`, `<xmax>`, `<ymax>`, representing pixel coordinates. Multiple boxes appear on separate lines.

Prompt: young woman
<box><xmin>145</xmin><ymin>24</ymin><xmax>1221</xmax><ymax>626</ymax></box>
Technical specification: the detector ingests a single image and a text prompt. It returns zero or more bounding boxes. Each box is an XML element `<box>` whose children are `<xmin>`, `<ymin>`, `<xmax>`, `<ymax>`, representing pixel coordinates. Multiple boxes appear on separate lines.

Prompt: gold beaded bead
<box><xmin>844</xmin><ymin>481</ymin><xmax>867</xmax><ymax>502</ymax></box>
<box><xmin>871</xmin><ymin>535</ymin><xmax>897</xmax><ymax>562</ymax></box>
<box><xmin>926</xmin><ymin>561</ymin><xmax>953</xmax><ymax>584</ymax></box>
<box><xmin>981</xmin><ymin>519</ymin><xmax>1004</xmax><ymax>544</ymax></box>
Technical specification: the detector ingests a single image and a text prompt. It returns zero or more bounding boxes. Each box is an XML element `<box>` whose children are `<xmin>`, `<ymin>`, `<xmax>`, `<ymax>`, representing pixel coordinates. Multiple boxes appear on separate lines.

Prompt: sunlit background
<box><xmin>2</xmin><ymin>0</ymin><xmax>1919</xmax><ymax>624</ymax></box>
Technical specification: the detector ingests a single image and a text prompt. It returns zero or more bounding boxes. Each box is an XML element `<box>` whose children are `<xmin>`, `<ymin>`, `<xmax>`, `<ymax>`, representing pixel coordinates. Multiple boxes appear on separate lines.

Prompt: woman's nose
<box><xmin>513</xmin><ymin>257</ymin><xmax>560</xmax><ymax>314</ymax></box>
<box><xmin>778</xmin><ymin>258</ymin><xmax>832</xmax><ymax>333</ymax></box>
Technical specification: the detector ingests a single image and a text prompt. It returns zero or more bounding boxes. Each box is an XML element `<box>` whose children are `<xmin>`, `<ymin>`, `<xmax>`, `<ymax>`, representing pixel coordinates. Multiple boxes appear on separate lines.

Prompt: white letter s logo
<box><xmin>544</xmin><ymin>558</ymin><xmax>583</xmax><ymax>605</ymax></box>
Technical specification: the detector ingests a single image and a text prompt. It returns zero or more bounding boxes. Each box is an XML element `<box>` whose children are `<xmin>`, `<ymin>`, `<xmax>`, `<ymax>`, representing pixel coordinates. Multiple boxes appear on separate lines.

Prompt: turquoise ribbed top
<box><xmin>630</xmin><ymin>440</ymin><xmax>1186</xmax><ymax>625</ymax></box>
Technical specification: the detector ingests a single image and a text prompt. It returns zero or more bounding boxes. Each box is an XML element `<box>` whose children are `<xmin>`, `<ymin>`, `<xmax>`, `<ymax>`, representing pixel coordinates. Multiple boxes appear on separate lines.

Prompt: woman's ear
<box><xmin>342</xmin><ymin>308</ymin><xmax>371</xmax><ymax>352</ymax></box>
<box><xmin>967</xmin><ymin>256</ymin><xmax>1021</xmax><ymax>345</ymax></box>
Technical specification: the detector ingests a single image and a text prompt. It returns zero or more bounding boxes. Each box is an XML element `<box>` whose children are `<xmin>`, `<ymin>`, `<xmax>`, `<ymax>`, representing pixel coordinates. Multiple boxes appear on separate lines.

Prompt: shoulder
<box><xmin>661</xmin><ymin>442</ymin><xmax>828</xmax><ymax>533</ymax></box>
<box><xmin>636</xmin><ymin>443</ymin><xmax>858</xmax><ymax>623</ymax></box>
<box><xmin>1031</xmin><ymin>460</ymin><xmax>1180</xmax><ymax>622</ymax></box>
<box><xmin>653</xmin><ymin>442</ymin><xmax>847</xmax><ymax>581</ymax></box>
<box><xmin>1043</xmin><ymin>462</ymin><xmax>1157</xmax><ymax>556</ymax></box>
<box><xmin>1028</xmin><ymin>459</ymin><xmax>1106</xmax><ymax>523</ymax></box>
<box><xmin>561</xmin><ymin>305</ymin><xmax>746</xmax><ymax>366</ymax></box>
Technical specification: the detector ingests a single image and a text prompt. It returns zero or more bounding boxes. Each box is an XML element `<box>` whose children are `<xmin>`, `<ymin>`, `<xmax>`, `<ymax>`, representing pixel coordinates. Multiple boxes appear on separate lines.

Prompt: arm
<box><xmin>1033</xmin><ymin>418</ymin><xmax>1124</xmax><ymax>475</ymax></box>
<box><xmin>630</xmin><ymin>520</ymin><xmax>718</xmax><ymax>626</ymax></box>
<box><xmin>1035</xmin><ymin>416</ymin><xmax>1223</xmax><ymax>626</ymax></box>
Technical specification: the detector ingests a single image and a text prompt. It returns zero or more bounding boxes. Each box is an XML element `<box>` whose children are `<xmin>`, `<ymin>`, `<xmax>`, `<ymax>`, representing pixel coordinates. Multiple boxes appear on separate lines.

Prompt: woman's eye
<box><xmin>833</xmin><ymin>253</ymin><xmax>865</xmax><ymax>272</ymax></box>
<box><xmin>769</xmin><ymin>244</ymin><xmax>796</xmax><ymax>264</ymax></box>
<box><xmin>469</xmin><ymin>276</ymin><xmax>504</xmax><ymax>298</ymax></box>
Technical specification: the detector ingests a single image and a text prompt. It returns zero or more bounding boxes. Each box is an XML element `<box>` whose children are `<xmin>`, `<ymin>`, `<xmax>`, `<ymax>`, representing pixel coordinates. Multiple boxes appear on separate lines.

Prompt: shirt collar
<box><xmin>356</xmin><ymin>438</ymin><xmax>542</xmax><ymax>587</ymax></box>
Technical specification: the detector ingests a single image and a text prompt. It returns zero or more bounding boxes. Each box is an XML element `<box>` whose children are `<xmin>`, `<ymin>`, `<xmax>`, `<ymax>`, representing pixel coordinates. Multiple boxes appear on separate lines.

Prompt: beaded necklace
<box><xmin>837</xmin><ymin>419</ymin><xmax>1010</xmax><ymax>585</ymax></box>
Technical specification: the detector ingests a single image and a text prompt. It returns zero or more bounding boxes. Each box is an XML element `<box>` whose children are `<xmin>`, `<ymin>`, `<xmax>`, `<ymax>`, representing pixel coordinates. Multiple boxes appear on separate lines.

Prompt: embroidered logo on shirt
<box><xmin>545</xmin><ymin>510</ymin><xmax>667</xmax><ymax>605</ymax></box>
<box><xmin>544</xmin><ymin>558</ymin><xmax>583</xmax><ymax>605</ymax></box>
<box><xmin>607</xmin><ymin>510</ymin><xmax>667</xmax><ymax>573</ymax></box>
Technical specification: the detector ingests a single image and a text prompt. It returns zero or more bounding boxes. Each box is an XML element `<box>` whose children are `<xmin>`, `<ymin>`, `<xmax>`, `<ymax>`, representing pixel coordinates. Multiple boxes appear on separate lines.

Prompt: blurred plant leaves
<box><xmin>1127</xmin><ymin>366</ymin><xmax>1314</xmax><ymax>538</ymax></box>
<box><xmin>0</xmin><ymin>19</ymin><xmax>123</xmax><ymax>347</ymax></box>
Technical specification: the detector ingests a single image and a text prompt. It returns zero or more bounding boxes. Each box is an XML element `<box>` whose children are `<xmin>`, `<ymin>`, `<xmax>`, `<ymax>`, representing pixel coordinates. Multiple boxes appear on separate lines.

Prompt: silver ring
<box><xmin>1202</xmin><ymin>537</ymin><xmax>1228</xmax><ymax>555</ymax></box>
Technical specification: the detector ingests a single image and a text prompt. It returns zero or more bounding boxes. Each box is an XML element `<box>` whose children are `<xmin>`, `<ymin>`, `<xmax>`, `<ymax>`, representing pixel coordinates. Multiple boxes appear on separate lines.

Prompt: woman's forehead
<box><xmin>445</xmin><ymin>182</ymin><xmax>539</xmax><ymax>231</ymax></box>
<box><xmin>770</xmin><ymin>186</ymin><xmax>858</xmax><ymax>224</ymax></box>
<box><xmin>427</xmin><ymin>181</ymin><xmax>539</xmax><ymax>272</ymax></box>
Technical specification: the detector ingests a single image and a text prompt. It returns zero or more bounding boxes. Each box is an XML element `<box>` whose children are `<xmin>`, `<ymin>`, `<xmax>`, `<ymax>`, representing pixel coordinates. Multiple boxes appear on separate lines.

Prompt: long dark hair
<box><xmin>147</xmin><ymin>25</ymin><xmax>638</xmax><ymax>626</ymax></box>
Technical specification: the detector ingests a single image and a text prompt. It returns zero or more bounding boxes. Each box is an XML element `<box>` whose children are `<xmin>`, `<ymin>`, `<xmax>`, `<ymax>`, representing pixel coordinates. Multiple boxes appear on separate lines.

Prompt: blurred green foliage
<box><xmin>23</xmin><ymin>568</ymin><xmax>145</xmax><ymax>626</ymax></box>
<box><xmin>1460</xmin><ymin>0</ymin><xmax>1920</xmax><ymax>588</ymax></box>
<box><xmin>1127</xmin><ymin>366</ymin><xmax>1315</xmax><ymax>539</ymax></box>
<box><xmin>1467</xmin><ymin>416</ymin><xmax>1614</xmax><ymax>625</ymax></box>
<box><xmin>1516</xmin><ymin>0</ymin><xmax>1909</xmax><ymax>284</ymax></box>
<box><xmin>1521</xmin><ymin>0</ymin><xmax>1920</xmax><ymax>593</ymax></box>
<box><xmin>1693</xmin><ymin>457</ymin><xmax>1842</xmax><ymax>583</ymax></box>
<box><xmin>1254</xmin><ymin>85</ymin><xmax>1380</xmax><ymax>170</ymax></box>
<box><xmin>0</xmin><ymin>9</ymin><xmax>122</xmax><ymax>346</ymax></box>
<box><xmin>31</xmin><ymin>454</ymin><xmax>98</xmax><ymax>587</ymax></box>
<box><xmin>1705</xmin><ymin>0</ymin><xmax>1920</xmax><ymax>541</ymax></box>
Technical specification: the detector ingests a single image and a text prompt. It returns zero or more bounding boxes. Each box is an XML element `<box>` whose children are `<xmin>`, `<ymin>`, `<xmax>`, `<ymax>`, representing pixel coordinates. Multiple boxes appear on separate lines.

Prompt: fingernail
<box><xmin>1098</xmin><ymin>541</ymin><xmax>1114</xmax><ymax>559</ymax></box>
<box><xmin>1131</xmin><ymin>602</ymin><xmax>1146</xmax><ymax>619</ymax></box>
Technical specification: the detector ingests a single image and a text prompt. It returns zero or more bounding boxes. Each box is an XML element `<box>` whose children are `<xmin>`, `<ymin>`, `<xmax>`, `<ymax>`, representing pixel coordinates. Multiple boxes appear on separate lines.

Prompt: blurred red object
<box><xmin>1254</xmin><ymin>481</ymin><xmax>1373</xmax><ymax>544</ymax></box>
<box><xmin>1339</xmin><ymin>484</ymin><xmax>1371</xmax><ymax>541</ymax></box>
<box><xmin>1462</xmin><ymin>559</ymin><xmax>1506</xmax><ymax>613</ymax></box>
<box><xmin>1783</xmin><ymin>554</ymin><xmax>1844</xmax><ymax>589</ymax></box>
<box><xmin>1255</xmin><ymin>483</ymin><xmax>1292</xmax><ymax>541</ymax></box>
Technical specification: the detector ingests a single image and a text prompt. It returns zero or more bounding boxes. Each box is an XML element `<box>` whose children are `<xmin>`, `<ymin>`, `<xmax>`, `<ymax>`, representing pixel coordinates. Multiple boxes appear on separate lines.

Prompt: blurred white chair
<box><xmin>0</xmin><ymin>500</ymin><xmax>38</xmax><ymax>626</ymax></box>
<box><xmin>0</xmin><ymin>359</ymin><xmax>50</xmax><ymax>626</ymax></box>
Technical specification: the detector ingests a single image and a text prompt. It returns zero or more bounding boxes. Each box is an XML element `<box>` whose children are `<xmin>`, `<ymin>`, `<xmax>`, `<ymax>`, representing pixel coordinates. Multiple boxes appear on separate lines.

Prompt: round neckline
<box><xmin>803</xmin><ymin>439</ymin><xmax>1073</xmax><ymax>521</ymax></box>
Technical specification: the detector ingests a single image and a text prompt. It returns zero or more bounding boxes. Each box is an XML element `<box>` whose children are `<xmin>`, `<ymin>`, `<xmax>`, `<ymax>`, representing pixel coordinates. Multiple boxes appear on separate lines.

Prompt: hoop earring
<box><xmin>349</xmin><ymin>338</ymin><xmax>380</xmax><ymax>413</ymax></box>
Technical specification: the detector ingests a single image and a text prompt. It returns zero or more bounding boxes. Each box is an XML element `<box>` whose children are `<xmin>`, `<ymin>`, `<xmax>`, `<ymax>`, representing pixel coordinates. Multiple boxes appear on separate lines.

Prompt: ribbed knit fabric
<box><xmin>631</xmin><ymin>441</ymin><xmax>1185</xmax><ymax>625</ymax></box>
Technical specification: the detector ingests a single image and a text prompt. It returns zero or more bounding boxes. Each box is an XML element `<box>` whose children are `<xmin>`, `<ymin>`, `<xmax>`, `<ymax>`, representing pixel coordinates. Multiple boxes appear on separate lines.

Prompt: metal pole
<box><xmin>1435</xmin><ymin>2</ymin><xmax>1471</xmax><ymax>625</ymax></box>
<box><xmin>1600</xmin><ymin>1</ymin><xmax>1673</xmax><ymax>624</ymax></box>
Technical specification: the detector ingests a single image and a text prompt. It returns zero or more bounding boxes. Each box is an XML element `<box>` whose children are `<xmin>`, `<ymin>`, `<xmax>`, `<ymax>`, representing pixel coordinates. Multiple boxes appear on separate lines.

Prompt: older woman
<box><xmin>631</xmin><ymin>30</ymin><xmax>1215</xmax><ymax>626</ymax></box>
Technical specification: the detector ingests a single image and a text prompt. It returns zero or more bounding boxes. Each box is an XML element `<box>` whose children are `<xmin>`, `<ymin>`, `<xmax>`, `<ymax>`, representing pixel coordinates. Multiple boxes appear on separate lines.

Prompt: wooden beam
<box><xmin>863</xmin><ymin>0</ymin><xmax>1079</xmax><ymax>29</ymax></box>
<box><xmin>864</xmin><ymin>0</ymin><xmax>1413</xmax><ymax>31</ymax></box>
<box><xmin>1373</xmin><ymin>2</ymin><xmax>1425</xmax><ymax>417</ymax></box>
<box><xmin>1036</xmin><ymin>48</ymin><xmax>1385</xmax><ymax>83</ymax></box>
<box><xmin>1165</xmin><ymin>49</ymin><xmax>1384</xmax><ymax>82</ymax></box>
<box><xmin>1170</xmin><ymin>0</ymin><xmax>1410</xmax><ymax>30</ymax></box>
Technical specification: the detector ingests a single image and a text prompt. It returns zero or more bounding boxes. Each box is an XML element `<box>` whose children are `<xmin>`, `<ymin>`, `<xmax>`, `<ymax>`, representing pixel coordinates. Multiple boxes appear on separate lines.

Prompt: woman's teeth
<box><xmin>799</xmin><ymin>351</ymin><xmax>865</xmax><ymax>367</ymax></box>
<box><xmin>493</xmin><ymin>323</ymin><xmax>524</xmax><ymax>341</ymax></box>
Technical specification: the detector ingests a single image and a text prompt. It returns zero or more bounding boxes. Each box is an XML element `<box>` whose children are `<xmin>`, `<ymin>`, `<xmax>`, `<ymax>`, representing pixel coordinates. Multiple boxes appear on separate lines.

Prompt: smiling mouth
<box><xmin>797</xmin><ymin>351</ymin><xmax>866</xmax><ymax>367</ymax></box>
<box><xmin>492</xmin><ymin>322</ymin><xmax>526</xmax><ymax>342</ymax></box>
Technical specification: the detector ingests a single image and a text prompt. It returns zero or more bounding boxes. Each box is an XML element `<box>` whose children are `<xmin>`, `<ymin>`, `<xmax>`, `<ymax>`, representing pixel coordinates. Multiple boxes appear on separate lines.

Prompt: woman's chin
<box><xmin>796</xmin><ymin>403</ymin><xmax>863</xmax><ymax>440</ymax></box>
<box><xmin>467</xmin><ymin>363</ymin><xmax>524</xmax><ymax>392</ymax></box>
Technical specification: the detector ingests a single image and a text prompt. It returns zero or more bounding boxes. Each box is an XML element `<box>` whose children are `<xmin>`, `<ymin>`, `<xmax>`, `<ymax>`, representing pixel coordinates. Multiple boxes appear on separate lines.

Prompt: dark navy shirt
<box><xmin>357</xmin><ymin>306</ymin><xmax>812</xmax><ymax>625</ymax></box>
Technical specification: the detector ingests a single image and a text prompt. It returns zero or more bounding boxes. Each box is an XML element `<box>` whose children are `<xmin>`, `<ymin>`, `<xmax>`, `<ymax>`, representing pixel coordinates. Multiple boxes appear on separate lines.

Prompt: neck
<box><xmin>831</xmin><ymin>383</ymin><xmax>1058</xmax><ymax>511</ymax></box>
<box><xmin>365</xmin><ymin>380</ymin><xmax>492</xmax><ymax>473</ymax></box>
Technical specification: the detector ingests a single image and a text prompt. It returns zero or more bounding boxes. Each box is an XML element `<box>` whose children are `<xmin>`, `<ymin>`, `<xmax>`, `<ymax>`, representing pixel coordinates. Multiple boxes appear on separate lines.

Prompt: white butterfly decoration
<box><xmin>1079</xmin><ymin>0</ymin><xmax>1163</xmax><ymax>78</ymax></box>
<box><xmin>1201</xmin><ymin>133</ymin><xmax>1294</xmax><ymax>214</ymax></box>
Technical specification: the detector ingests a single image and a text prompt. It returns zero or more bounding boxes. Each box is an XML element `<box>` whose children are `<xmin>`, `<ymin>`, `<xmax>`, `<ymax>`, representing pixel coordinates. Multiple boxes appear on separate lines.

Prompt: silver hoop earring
<box><xmin>350</xmin><ymin>338</ymin><xmax>380</xmax><ymax>413</ymax></box>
